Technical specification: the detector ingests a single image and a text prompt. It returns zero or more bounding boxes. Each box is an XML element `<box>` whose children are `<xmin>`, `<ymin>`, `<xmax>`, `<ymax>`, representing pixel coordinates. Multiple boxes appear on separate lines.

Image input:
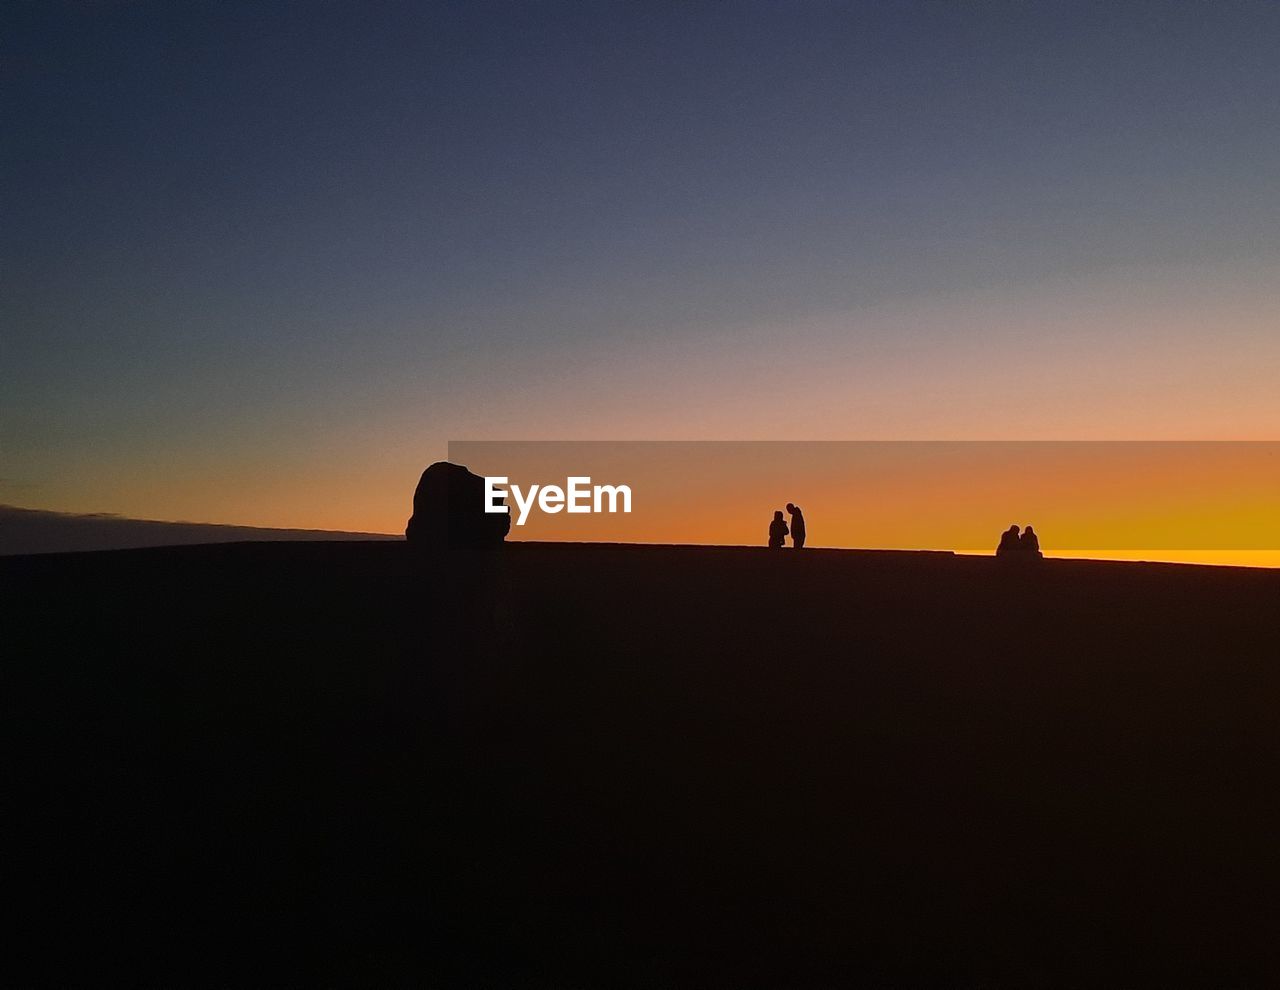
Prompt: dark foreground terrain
<box><xmin>6</xmin><ymin>542</ymin><xmax>1279</xmax><ymax>986</ymax></box>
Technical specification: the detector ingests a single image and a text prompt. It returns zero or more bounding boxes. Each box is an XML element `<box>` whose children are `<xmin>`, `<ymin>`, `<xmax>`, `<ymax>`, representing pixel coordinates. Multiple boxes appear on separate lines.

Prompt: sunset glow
<box><xmin>4</xmin><ymin>4</ymin><xmax>1278</xmax><ymax>564</ymax></box>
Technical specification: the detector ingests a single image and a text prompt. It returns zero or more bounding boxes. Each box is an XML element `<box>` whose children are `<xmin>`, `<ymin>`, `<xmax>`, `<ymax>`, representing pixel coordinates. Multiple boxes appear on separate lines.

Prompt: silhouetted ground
<box><xmin>6</xmin><ymin>542</ymin><xmax>1279</xmax><ymax>986</ymax></box>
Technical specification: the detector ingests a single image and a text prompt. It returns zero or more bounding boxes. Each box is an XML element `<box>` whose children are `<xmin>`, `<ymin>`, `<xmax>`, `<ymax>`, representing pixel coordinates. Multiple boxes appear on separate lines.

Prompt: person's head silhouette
<box><xmin>997</xmin><ymin>524</ymin><xmax>1021</xmax><ymax>556</ymax></box>
<box><xmin>774</xmin><ymin>510</ymin><xmax>785</xmax><ymax>522</ymax></box>
<box><xmin>786</xmin><ymin>503</ymin><xmax>796</xmax><ymax>514</ymax></box>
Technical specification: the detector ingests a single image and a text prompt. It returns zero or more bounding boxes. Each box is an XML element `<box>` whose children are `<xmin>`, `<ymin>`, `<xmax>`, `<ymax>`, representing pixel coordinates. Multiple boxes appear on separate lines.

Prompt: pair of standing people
<box><xmin>769</xmin><ymin>503</ymin><xmax>806</xmax><ymax>549</ymax></box>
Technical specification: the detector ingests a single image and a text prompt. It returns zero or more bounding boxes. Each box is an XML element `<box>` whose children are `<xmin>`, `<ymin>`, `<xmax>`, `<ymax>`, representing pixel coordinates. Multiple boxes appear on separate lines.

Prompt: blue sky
<box><xmin>3</xmin><ymin>1</ymin><xmax>1279</xmax><ymax>529</ymax></box>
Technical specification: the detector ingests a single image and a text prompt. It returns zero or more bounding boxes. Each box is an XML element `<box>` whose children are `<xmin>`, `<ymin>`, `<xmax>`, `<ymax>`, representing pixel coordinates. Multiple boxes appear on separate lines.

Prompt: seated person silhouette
<box><xmin>996</xmin><ymin>524</ymin><xmax>1021</xmax><ymax>557</ymax></box>
<box><xmin>768</xmin><ymin>510</ymin><xmax>789</xmax><ymax>548</ymax></box>
<box><xmin>1020</xmin><ymin>525</ymin><xmax>1043</xmax><ymax>559</ymax></box>
<box><xmin>786</xmin><ymin>502</ymin><xmax>806</xmax><ymax>549</ymax></box>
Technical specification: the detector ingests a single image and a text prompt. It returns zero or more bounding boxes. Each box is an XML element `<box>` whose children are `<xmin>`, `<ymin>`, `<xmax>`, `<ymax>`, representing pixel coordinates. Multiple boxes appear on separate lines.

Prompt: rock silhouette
<box><xmin>406</xmin><ymin>461</ymin><xmax>510</xmax><ymax>548</ymax></box>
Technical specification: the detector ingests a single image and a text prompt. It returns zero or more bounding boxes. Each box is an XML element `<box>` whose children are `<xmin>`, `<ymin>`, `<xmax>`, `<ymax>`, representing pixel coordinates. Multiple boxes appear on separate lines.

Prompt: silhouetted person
<box><xmin>996</xmin><ymin>525</ymin><xmax>1021</xmax><ymax>557</ymax></box>
<box><xmin>1020</xmin><ymin>525</ymin><xmax>1042</xmax><ymax>559</ymax></box>
<box><xmin>768</xmin><ymin>510</ymin><xmax>789</xmax><ymax>548</ymax></box>
<box><xmin>786</xmin><ymin>503</ymin><xmax>806</xmax><ymax>549</ymax></box>
<box><xmin>406</xmin><ymin>461</ymin><xmax>511</xmax><ymax>549</ymax></box>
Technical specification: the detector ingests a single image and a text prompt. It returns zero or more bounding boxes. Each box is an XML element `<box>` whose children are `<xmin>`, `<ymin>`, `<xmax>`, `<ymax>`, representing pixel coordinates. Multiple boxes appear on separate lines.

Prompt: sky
<box><xmin>3</xmin><ymin>1</ymin><xmax>1279</xmax><ymax>554</ymax></box>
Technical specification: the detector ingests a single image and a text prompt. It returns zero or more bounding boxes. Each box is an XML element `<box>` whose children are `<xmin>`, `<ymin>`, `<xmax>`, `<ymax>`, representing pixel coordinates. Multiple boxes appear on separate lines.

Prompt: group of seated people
<box><xmin>996</xmin><ymin>524</ymin><xmax>1042</xmax><ymax>559</ymax></box>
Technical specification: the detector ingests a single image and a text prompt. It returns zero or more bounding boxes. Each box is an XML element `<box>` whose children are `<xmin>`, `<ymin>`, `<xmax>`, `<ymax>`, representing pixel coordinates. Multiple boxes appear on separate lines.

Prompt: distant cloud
<box><xmin>0</xmin><ymin>505</ymin><xmax>399</xmax><ymax>556</ymax></box>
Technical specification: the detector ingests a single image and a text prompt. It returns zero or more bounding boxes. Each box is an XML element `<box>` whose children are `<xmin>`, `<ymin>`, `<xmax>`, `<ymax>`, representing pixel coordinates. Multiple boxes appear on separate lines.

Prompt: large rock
<box><xmin>406</xmin><ymin>461</ymin><xmax>511</xmax><ymax>548</ymax></box>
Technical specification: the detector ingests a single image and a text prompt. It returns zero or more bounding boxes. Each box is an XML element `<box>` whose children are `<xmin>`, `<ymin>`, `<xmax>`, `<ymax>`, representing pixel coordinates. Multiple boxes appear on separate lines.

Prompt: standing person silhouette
<box><xmin>768</xmin><ymin>510</ymin><xmax>789</xmax><ymax>548</ymax></box>
<box><xmin>786</xmin><ymin>503</ymin><xmax>806</xmax><ymax>549</ymax></box>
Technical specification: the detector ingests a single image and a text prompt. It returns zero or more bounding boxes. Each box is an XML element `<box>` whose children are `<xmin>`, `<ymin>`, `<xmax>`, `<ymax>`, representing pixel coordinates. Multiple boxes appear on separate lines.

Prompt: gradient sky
<box><xmin>3</xmin><ymin>1</ymin><xmax>1279</xmax><ymax>542</ymax></box>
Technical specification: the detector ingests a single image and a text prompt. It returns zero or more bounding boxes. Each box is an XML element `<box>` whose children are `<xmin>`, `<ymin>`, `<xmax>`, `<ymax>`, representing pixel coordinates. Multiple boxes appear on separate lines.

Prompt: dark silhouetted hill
<box><xmin>5</xmin><ymin>542</ymin><xmax>1279</xmax><ymax>985</ymax></box>
<box><xmin>0</xmin><ymin>504</ymin><xmax>398</xmax><ymax>555</ymax></box>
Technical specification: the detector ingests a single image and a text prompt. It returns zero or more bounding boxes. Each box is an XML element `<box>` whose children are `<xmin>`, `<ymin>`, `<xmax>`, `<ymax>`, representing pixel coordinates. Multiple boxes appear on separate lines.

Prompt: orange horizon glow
<box><xmin>11</xmin><ymin>440</ymin><xmax>1280</xmax><ymax>569</ymax></box>
<box><xmin>8</xmin><ymin>260</ymin><xmax>1280</xmax><ymax>562</ymax></box>
<box><xmin>433</xmin><ymin>441</ymin><xmax>1280</xmax><ymax>569</ymax></box>
<box><xmin>501</xmin><ymin>540</ymin><xmax>1280</xmax><ymax>570</ymax></box>
<box><xmin>12</xmin><ymin>437</ymin><xmax>1280</xmax><ymax>568</ymax></box>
